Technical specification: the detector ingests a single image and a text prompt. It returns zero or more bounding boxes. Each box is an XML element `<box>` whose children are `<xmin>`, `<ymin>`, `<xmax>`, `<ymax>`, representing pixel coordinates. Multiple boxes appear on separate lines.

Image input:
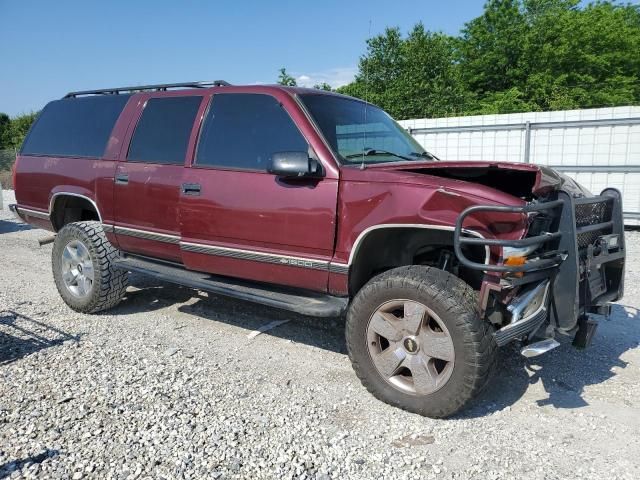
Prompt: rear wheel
<box><xmin>346</xmin><ymin>266</ymin><xmax>496</xmax><ymax>418</ymax></box>
<box><xmin>52</xmin><ymin>221</ymin><xmax>128</xmax><ymax>313</ymax></box>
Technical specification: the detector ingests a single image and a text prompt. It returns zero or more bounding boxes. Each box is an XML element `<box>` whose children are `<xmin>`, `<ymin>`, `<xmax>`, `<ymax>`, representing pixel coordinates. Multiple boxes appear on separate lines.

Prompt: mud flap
<box><xmin>572</xmin><ymin>315</ymin><xmax>599</xmax><ymax>349</ymax></box>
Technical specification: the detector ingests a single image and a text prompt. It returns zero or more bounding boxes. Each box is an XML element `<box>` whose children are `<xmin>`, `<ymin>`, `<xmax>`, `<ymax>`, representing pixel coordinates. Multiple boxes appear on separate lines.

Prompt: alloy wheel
<box><xmin>60</xmin><ymin>239</ymin><xmax>95</xmax><ymax>298</ymax></box>
<box><xmin>366</xmin><ymin>299</ymin><xmax>455</xmax><ymax>395</ymax></box>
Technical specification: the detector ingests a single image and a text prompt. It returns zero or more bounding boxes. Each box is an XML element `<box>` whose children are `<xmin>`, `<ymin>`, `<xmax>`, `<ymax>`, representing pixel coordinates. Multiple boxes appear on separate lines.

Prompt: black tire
<box><xmin>346</xmin><ymin>265</ymin><xmax>496</xmax><ymax>418</ymax></box>
<box><xmin>52</xmin><ymin>221</ymin><xmax>128</xmax><ymax>313</ymax></box>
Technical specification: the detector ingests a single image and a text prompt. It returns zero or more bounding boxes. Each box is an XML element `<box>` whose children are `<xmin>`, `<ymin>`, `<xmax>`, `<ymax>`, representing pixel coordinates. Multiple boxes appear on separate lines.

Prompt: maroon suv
<box><xmin>10</xmin><ymin>81</ymin><xmax>625</xmax><ymax>417</ymax></box>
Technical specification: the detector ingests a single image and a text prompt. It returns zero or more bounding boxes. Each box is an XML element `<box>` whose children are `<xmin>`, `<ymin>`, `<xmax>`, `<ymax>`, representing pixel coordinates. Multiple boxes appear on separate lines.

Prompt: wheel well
<box><xmin>50</xmin><ymin>195</ymin><xmax>100</xmax><ymax>232</ymax></box>
<box><xmin>348</xmin><ymin>228</ymin><xmax>486</xmax><ymax>295</ymax></box>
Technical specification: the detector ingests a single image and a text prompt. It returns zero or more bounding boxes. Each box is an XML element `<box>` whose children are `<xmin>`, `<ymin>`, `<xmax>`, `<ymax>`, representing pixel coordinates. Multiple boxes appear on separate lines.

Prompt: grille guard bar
<box><xmin>455</xmin><ymin>188</ymin><xmax>624</xmax><ymax>335</ymax></box>
<box><xmin>453</xmin><ymin>199</ymin><xmax>565</xmax><ymax>273</ymax></box>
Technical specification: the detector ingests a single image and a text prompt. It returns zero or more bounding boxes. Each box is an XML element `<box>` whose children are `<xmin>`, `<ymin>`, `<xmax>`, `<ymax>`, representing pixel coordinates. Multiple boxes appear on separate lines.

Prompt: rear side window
<box><xmin>127</xmin><ymin>96</ymin><xmax>202</xmax><ymax>164</ymax></box>
<box><xmin>21</xmin><ymin>95</ymin><xmax>130</xmax><ymax>157</ymax></box>
<box><xmin>195</xmin><ymin>93</ymin><xmax>307</xmax><ymax>170</ymax></box>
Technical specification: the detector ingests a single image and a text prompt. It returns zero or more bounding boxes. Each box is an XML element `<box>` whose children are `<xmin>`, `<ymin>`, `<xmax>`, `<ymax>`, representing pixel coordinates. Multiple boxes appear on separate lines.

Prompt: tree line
<box><xmin>283</xmin><ymin>0</ymin><xmax>640</xmax><ymax>120</ymax></box>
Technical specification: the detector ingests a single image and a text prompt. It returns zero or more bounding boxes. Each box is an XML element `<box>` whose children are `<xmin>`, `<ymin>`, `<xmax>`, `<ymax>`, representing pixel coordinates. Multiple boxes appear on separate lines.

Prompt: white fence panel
<box><xmin>399</xmin><ymin>106</ymin><xmax>640</xmax><ymax>225</ymax></box>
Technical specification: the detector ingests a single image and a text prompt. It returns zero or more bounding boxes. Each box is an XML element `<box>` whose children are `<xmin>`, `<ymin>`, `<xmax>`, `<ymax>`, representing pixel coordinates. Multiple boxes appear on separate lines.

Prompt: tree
<box><xmin>460</xmin><ymin>0</ymin><xmax>640</xmax><ymax>112</ymax></box>
<box><xmin>0</xmin><ymin>113</ymin><xmax>10</xmax><ymax>149</ymax></box>
<box><xmin>338</xmin><ymin>24</ymin><xmax>473</xmax><ymax>119</ymax></box>
<box><xmin>1</xmin><ymin>112</ymin><xmax>38</xmax><ymax>150</ymax></box>
<box><xmin>338</xmin><ymin>1</ymin><xmax>640</xmax><ymax>117</ymax></box>
<box><xmin>277</xmin><ymin>68</ymin><xmax>297</xmax><ymax>86</ymax></box>
<box><xmin>313</xmin><ymin>82</ymin><xmax>333</xmax><ymax>91</ymax></box>
<box><xmin>459</xmin><ymin>0</ymin><xmax>529</xmax><ymax>97</ymax></box>
<box><xmin>473</xmin><ymin>87</ymin><xmax>534</xmax><ymax>114</ymax></box>
<box><xmin>521</xmin><ymin>1</ymin><xmax>640</xmax><ymax>110</ymax></box>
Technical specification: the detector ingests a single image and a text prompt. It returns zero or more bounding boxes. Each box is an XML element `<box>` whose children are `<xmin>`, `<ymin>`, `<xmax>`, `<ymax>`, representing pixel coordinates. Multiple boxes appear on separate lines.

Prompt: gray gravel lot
<box><xmin>1</xmin><ymin>189</ymin><xmax>639</xmax><ymax>480</ymax></box>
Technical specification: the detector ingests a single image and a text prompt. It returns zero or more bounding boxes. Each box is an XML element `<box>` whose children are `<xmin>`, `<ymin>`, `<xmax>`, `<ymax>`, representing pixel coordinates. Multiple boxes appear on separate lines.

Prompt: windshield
<box><xmin>299</xmin><ymin>94</ymin><xmax>432</xmax><ymax>165</ymax></box>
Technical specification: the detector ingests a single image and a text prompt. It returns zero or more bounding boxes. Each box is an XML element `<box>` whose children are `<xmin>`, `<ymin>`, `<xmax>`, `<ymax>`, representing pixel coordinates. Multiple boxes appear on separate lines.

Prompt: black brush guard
<box><xmin>453</xmin><ymin>188</ymin><xmax>625</xmax><ymax>334</ymax></box>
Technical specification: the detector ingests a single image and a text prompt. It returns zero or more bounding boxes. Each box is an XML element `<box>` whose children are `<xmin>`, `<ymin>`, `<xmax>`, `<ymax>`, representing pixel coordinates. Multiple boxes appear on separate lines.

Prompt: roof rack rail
<box><xmin>64</xmin><ymin>80</ymin><xmax>231</xmax><ymax>98</ymax></box>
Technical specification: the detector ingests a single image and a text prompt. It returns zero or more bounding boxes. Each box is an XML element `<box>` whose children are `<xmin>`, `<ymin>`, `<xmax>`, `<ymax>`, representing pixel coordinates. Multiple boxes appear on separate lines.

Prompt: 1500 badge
<box><xmin>279</xmin><ymin>258</ymin><xmax>314</xmax><ymax>268</ymax></box>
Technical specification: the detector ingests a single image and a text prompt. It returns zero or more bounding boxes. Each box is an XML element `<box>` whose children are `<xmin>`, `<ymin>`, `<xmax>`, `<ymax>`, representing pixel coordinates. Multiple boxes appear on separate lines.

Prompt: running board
<box><xmin>113</xmin><ymin>255</ymin><xmax>348</xmax><ymax>317</ymax></box>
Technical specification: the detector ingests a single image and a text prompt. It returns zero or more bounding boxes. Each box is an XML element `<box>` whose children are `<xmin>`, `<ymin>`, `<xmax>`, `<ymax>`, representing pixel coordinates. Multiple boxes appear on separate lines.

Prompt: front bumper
<box><xmin>454</xmin><ymin>188</ymin><xmax>625</xmax><ymax>345</ymax></box>
<box><xmin>493</xmin><ymin>280</ymin><xmax>550</xmax><ymax>346</ymax></box>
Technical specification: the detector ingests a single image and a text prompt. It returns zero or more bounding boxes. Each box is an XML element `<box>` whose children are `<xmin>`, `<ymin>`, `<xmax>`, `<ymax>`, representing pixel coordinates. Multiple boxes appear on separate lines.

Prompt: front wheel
<box><xmin>52</xmin><ymin>221</ymin><xmax>128</xmax><ymax>313</ymax></box>
<box><xmin>346</xmin><ymin>266</ymin><xmax>496</xmax><ymax>418</ymax></box>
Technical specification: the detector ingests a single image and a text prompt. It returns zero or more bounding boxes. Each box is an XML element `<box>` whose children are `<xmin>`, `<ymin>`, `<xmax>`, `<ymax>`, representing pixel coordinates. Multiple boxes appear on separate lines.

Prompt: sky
<box><xmin>0</xmin><ymin>0</ymin><xmax>491</xmax><ymax>116</ymax></box>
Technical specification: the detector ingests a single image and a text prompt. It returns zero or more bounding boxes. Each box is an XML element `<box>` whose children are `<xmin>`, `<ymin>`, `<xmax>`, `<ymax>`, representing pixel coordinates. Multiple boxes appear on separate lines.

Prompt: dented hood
<box><xmin>361</xmin><ymin>161</ymin><xmax>591</xmax><ymax>198</ymax></box>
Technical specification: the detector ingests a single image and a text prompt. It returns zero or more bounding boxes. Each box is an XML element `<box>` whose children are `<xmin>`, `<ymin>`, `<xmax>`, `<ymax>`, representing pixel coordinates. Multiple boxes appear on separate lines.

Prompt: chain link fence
<box><xmin>0</xmin><ymin>148</ymin><xmax>17</xmax><ymax>189</ymax></box>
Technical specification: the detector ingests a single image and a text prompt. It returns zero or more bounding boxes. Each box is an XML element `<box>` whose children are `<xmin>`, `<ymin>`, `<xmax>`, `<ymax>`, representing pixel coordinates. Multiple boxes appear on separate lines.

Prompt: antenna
<box><xmin>360</xmin><ymin>19</ymin><xmax>372</xmax><ymax>170</ymax></box>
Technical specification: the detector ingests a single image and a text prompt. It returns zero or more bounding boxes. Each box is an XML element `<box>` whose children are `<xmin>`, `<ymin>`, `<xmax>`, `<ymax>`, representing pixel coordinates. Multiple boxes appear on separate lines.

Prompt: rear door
<box><xmin>179</xmin><ymin>92</ymin><xmax>339</xmax><ymax>292</ymax></box>
<box><xmin>113</xmin><ymin>93</ymin><xmax>205</xmax><ymax>262</ymax></box>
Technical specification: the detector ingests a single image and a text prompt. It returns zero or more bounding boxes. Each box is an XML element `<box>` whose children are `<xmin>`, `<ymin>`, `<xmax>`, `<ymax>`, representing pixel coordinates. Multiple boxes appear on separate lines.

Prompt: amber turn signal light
<box><xmin>504</xmin><ymin>256</ymin><xmax>526</xmax><ymax>266</ymax></box>
<box><xmin>503</xmin><ymin>256</ymin><xmax>526</xmax><ymax>277</ymax></box>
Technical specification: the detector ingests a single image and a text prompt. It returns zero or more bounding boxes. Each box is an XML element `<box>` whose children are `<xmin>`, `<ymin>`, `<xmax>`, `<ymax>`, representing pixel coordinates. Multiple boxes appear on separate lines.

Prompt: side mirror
<box><xmin>268</xmin><ymin>151</ymin><xmax>323</xmax><ymax>178</ymax></box>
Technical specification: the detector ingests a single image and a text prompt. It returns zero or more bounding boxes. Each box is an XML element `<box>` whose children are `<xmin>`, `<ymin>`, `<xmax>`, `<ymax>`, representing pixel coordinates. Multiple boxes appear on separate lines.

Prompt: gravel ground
<box><xmin>1</xmin><ymin>189</ymin><xmax>639</xmax><ymax>480</ymax></box>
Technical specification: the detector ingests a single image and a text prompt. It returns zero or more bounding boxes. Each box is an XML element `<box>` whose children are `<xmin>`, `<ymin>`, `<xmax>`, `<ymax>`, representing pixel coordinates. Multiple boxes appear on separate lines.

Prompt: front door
<box><xmin>113</xmin><ymin>93</ymin><xmax>205</xmax><ymax>263</ymax></box>
<box><xmin>179</xmin><ymin>92</ymin><xmax>338</xmax><ymax>292</ymax></box>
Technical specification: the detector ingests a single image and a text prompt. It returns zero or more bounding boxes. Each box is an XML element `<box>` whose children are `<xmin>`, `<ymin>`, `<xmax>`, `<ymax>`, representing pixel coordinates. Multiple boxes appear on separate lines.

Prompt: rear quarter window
<box><xmin>21</xmin><ymin>95</ymin><xmax>130</xmax><ymax>158</ymax></box>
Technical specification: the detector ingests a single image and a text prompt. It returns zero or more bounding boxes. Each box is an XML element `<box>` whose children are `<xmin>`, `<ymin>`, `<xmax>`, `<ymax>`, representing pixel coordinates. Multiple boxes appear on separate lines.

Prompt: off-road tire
<box><xmin>52</xmin><ymin>221</ymin><xmax>128</xmax><ymax>313</ymax></box>
<box><xmin>346</xmin><ymin>265</ymin><xmax>496</xmax><ymax>418</ymax></box>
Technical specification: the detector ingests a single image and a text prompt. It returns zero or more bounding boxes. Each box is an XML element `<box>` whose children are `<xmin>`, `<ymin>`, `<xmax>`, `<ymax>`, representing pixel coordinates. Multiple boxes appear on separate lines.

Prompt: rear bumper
<box><xmin>8</xmin><ymin>203</ymin><xmax>19</xmax><ymax>218</ymax></box>
<box><xmin>454</xmin><ymin>188</ymin><xmax>626</xmax><ymax>344</ymax></box>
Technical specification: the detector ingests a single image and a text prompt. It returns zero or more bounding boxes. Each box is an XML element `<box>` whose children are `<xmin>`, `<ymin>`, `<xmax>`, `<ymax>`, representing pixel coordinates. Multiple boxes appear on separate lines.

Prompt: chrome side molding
<box><xmin>9</xmin><ymin>204</ymin><xmax>50</xmax><ymax>221</ymax></box>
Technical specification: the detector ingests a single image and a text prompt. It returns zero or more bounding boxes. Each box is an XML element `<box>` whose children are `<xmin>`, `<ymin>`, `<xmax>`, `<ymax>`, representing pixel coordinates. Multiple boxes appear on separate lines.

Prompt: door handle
<box><xmin>115</xmin><ymin>173</ymin><xmax>129</xmax><ymax>185</ymax></box>
<box><xmin>181</xmin><ymin>183</ymin><xmax>201</xmax><ymax>195</ymax></box>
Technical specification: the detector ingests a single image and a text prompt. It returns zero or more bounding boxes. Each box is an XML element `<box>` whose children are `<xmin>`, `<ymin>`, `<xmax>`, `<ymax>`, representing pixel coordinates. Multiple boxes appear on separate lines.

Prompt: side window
<box><xmin>127</xmin><ymin>96</ymin><xmax>202</xmax><ymax>164</ymax></box>
<box><xmin>21</xmin><ymin>95</ymin><xmax>130</xmax><ymax>158</ymax></box>
<box><xmin>195</xmin><ymin>93</ymin><xmax>308</xmax><ymax>170</ymax></box>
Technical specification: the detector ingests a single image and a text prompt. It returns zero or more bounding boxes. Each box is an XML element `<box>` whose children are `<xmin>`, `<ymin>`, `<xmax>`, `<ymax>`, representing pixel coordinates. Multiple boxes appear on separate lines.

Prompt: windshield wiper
<box><xmin>344</xmin><ymin>149</ymin><xmax>414</xmax><ymax>162</ymax></box>
<box><xmin>409</xmin><ymin>151</ymin><xmax>439</xmax><ymax>161</ymax></box>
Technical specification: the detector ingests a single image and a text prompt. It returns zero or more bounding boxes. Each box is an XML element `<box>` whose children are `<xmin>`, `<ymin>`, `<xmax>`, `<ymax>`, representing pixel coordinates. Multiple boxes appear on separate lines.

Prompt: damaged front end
<box><xmin>453</xmin><ymin>188</ymin><xmax>625</xmax><ymax>354</ymax></box>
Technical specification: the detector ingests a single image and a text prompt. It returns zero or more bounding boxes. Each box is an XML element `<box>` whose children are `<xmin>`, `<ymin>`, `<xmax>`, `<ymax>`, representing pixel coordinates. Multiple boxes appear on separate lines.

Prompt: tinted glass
<box><xmin>21</xmin><ymin>95</ymin><xmax>130</xmax><ymax>157</ymax></box>
<box><xmin>300</xmin><ymin>94</ymin><xmax>428</xmax><ymax>164</ymax></box>
<box><xmin>128</xmin><ymin>96</ymin><xmax>202</xmax><ymax>164</ymax></box>
<box><xmin>196</xmin><ymin>94</ymin><xmax>307</xmax><ymax>170</ymax></box>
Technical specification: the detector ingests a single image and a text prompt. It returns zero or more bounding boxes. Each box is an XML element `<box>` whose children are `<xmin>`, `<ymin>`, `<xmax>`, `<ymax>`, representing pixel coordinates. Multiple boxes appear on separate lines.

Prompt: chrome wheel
<box><xmin>60</xmin><ymin>240</ymin><xmax>94</xmax><ymax>298</ymax></box>
<box><xmin>366</xmin><ymin>300</ymin><xmax>455</xmax><ymax>395</ymax></box>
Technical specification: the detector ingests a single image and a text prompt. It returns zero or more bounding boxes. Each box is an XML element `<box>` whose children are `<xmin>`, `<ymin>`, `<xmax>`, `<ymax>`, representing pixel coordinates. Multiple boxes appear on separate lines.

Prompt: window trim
<box><xmin>125</xmin><ymin>95</ymin><xmax>204</xmax><ymax>166</ymax></box>
<box><xmin>293</xmin><ymin>93</ymin><xmax>339</xmax><ymax>168</ymax></box>
<box><xmin>191</xmin><ymin>92</ymin><xmax>311</xmax><ymax>173</ymax></box>
<box><xmin>18</xmin><ymin>153</ymin><xmax>103</xmax><ymax>160</ymax></box>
